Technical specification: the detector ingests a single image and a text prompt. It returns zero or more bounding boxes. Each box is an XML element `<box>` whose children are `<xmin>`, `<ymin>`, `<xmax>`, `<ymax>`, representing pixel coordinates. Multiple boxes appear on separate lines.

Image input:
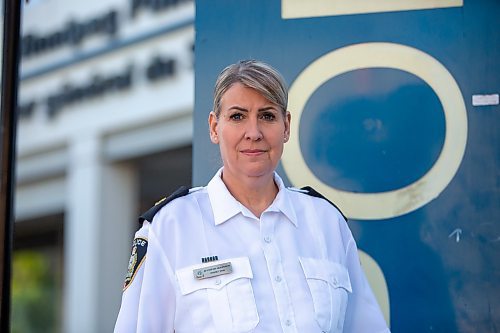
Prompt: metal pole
<box><xmin>0</xmin><ymin>0</ymin><xmax>22</xmax><ymax>330</ymax></box>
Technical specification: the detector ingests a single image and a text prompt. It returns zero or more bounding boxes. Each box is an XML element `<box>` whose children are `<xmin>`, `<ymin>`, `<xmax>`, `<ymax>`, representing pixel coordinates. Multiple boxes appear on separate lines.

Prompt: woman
<box><xmin>114</xmin><ymin>60</ymin><xmax>390</xmax><ymax>332</ymax></box>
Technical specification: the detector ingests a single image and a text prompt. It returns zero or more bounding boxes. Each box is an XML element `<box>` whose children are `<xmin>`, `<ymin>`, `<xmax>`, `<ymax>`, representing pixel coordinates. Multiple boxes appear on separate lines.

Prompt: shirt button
<box><xmin>332</xmin><ymin>277</ymin><xmax>338</xmax><ymax>287</ymax></box>
<box><xmin>215</xmin><ymin>279</ymin><xmax>221</xmax><ymax>285</ymax></box>
<box><xmin>285</xmin><ymin>319</ymin><xmax>292</xmax><ymax>326</ymax></box>
<box><xmin>264</xmin><ymin>236</ymin><xmax>272</xmax><ymax>243</ymax></box>
<box><xmin>275</xmin><ymin>275</ymin><xmax>282</xmax><ymax>282</ymax></box>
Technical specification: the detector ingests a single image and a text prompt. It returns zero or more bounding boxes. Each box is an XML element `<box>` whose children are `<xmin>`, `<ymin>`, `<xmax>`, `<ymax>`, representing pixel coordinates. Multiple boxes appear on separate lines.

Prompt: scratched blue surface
<box><xmin>301</xmin><ymin>68</ymin><xmax>445</xmax><ymax>193</ymax></box>
<box><xmin>194</xmin><ymin>1</ymin><xmax>500</xmax><ymax>331</ymax></box>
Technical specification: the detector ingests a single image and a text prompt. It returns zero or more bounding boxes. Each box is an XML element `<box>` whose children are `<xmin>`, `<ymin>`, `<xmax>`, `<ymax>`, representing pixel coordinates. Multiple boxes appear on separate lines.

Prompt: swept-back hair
<box><xmin>212</xmin><ymin>60</ymin><xmax>288</xmax><ymax>118</ymax></box>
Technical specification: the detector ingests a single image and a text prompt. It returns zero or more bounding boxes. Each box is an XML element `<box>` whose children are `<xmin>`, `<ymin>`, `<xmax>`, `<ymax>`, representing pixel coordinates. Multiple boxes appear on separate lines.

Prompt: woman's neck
<box><xmin>221</xmin><ymin>171</ymin><xmax>278</xmax><ymax>218</ymax></box>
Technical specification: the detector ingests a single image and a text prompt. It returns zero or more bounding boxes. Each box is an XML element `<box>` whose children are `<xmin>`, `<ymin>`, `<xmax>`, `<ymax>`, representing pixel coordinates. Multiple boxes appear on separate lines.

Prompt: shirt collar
<box><xmin>267</xmin><ymin>172</ymin><xmax>298</xmax><ymax>227</ymax></box>
<box><xmin>207</xmin><ymin>168</ymin><xmax>298</xmax><ymax>227</ymax></box>
<box><xmin>207</xmin><ymin>168</ymin><xmax>242</xmax><ymax>225</ymax></box>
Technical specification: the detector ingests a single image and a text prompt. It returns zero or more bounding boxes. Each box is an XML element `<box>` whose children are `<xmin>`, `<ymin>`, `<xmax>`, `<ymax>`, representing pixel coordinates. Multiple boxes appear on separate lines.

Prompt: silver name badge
<box><xmin>193</xmin><ymin>262</ymin><xmax>232</xmax><ymax>280</ymax></box>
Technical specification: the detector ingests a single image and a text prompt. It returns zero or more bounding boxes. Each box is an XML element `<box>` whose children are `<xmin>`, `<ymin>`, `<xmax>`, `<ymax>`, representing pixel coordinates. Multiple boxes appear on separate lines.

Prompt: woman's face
<box><xmin>209</xmin><ymin>83</ymin><xmax>291</xmax><ymax>184</ymax></box>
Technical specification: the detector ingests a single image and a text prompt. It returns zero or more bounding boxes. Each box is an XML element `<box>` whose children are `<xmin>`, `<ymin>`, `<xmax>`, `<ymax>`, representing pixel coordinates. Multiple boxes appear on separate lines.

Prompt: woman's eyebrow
<box><xmin>228</xmin><ymin>106</ymin><xmax>248</xmax><ymax>112</ymax></box>
<box><xmin>227</xmin><ymin>105</ymin><xmax>277</xmax><ymax>112</ymax></box>
<box><xmin>258</xmin><ymin>106</ymin><xmax>277</xmax><ymax>112</ymax></box>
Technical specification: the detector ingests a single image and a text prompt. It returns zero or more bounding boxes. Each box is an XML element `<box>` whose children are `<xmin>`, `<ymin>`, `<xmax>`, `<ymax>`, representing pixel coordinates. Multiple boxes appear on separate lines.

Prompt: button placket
<box><xmin>260</xmin><ymin>213</ymin><xmax>297</xmax><ymax>333</ymax></box>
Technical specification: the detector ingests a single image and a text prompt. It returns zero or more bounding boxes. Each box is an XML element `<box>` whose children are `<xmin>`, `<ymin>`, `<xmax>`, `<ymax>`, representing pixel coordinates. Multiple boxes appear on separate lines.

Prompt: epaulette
<box><xmin>139</xmin><ymin>186</ymin><xmax>190</xmax><ymax>223</ymax></box>
<box><xmin>296</xmin><ymin>186</ymin><xmax>348</xmax><ymax>222</ymax></box>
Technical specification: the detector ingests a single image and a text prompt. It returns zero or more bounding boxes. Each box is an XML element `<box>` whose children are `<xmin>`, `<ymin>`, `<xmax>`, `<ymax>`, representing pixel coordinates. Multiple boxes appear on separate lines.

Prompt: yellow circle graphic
<box><xmin>282</xmin><ymin>43</ymin><xmax>467</xmax><ymax>220</ymax></box>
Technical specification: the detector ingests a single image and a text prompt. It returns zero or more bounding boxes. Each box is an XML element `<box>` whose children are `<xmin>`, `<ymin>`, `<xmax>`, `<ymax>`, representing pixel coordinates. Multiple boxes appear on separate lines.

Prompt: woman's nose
<box><xmin>245</xmin><ymin>118</ymin><xmax>263</xmax><ymax>141</ymax></box>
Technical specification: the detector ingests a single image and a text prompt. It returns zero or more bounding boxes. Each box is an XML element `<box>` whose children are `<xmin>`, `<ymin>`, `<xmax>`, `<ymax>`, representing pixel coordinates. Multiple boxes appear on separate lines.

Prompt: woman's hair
<box><xmin>212</xmin><ymin>60</ymin><xmax>288</xmax><ymax>118</ymax></box>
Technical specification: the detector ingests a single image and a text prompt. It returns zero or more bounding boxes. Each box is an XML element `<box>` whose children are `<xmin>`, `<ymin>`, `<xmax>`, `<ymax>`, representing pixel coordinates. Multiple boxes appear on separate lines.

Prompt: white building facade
<box><xmin>16</xmin><ymin>1</ymin><xmax>194</xmax><ymax>331</ymax></box>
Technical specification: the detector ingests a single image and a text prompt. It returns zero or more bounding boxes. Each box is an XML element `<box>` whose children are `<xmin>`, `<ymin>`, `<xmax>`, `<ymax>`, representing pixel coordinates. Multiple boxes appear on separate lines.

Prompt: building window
<box><xmin>11</xmin><ymin>214</ymin><xmax>63</xmax><ymax>333</ymax></box>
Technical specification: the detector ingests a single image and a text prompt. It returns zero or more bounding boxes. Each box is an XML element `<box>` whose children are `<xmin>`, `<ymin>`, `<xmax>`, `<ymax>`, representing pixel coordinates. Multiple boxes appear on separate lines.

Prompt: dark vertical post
<box><xmin>0</xmin><ymin>0</ymin><xmax>22</xmax><ymax>330</ymax></box>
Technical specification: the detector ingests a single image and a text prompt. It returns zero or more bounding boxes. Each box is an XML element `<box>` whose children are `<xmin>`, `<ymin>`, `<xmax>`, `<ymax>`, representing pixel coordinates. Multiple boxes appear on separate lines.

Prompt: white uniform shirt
<box><xmin>115</xmin><ymin>169</ymin><xmax>390</xmax><ymax>333</ymax></box>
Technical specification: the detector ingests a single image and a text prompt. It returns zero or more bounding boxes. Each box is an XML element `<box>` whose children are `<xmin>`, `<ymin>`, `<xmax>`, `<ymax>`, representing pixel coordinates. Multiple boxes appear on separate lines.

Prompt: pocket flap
<box><xmin>176</xmin><ymin>257</ymin><xmax>253</xmax><ymax>295</ymax></box>
<box><xmin>299</xmin><ymin>257</ymin><xmax>352</xmax><ymax>292</ymax></box>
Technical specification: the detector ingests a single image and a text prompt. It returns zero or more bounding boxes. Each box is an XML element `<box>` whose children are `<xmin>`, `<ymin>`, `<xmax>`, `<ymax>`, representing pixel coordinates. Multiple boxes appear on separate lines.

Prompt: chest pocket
<box><xmin>176</xmin><ymin>257</ymin><xmax>259</xmax><ymax>333</ymax></box>
<box><xmin>299</xmin><ymin>257</ymin><xmax>352</xmax><ymax>333</ymax></box>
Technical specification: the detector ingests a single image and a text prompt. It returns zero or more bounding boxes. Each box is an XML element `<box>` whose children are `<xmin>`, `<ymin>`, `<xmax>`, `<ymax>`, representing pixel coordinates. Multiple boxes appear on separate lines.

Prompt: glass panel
<box><xmin>11</xmin><ymin>249</ymin><xmax>61</xmax><ymax>333</ymax></box>
<box><xmin>11</xmin><ymin>214</ymin><xmax>63</xmax><ymax>333</ymax></box>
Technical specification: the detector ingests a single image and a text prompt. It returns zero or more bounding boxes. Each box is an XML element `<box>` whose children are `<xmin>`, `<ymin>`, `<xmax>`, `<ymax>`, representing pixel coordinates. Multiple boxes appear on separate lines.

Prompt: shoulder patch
<box><xmin>123</xmin><ymin>237</ymin><xmax>148</xmax><ymax>291</ymax></box>
<box><xmin>139</xmin><ymin>186</ymin><xmax>190</xmax><ymax>223</ymax></box>
<box><xmin>300</xmin><ymin>186</ymin><xmax>348</xmax><ymax>221</ymax></box>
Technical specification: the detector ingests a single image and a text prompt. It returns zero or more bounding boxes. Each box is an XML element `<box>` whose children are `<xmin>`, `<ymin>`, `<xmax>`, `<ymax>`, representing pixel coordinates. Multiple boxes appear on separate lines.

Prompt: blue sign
<box><xmin>194</xmin><ymin>1</ymin><xmax>500</xmax><ymax>331</ymax></box>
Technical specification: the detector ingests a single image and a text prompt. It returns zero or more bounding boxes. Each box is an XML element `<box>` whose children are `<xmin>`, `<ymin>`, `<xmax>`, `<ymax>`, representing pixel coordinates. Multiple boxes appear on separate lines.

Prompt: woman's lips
<box><xmin>241</xmin><ymin>149</ymin><xmax>266</xmax><ymax>156</ymax></box>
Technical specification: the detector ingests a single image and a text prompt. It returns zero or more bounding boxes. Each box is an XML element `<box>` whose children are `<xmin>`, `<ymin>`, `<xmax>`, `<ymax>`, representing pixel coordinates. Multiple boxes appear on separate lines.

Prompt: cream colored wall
<box><xmin>16</xmin><ymin>1</ymin><xmax>195</xmax><ymax>331</ymax></box>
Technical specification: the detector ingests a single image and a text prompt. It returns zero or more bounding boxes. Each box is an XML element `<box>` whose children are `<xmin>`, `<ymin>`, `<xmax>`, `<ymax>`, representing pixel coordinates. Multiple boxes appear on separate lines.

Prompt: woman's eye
<box><xmin>261</xmin><ymin>113</ymin><xmax>276</xmax><ymax>121</ymax></box>
<box><xmin>229</xmin><ymin>113</ymin><xmax>243</xmax><ymax>121</ymax></box>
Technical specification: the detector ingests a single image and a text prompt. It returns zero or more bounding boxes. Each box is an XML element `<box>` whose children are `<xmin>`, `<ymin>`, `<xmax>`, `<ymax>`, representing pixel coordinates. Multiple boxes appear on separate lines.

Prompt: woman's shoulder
<box><xmin>139</xmin><ymin>186</ymin><xmax>207</xmax><ymax>224</ymax></box>
<box><xmin>286</xmin><ymin>185</ymin><xmax>348</xmax><ymax>222</ymax></box>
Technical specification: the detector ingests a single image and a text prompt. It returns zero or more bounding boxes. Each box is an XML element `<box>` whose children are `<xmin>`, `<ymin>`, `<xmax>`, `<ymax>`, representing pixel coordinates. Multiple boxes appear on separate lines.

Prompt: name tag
<box><xmin>193</xmin><ymin>262</ymin><xmax>232</xmax><ymax>280</ymax></box>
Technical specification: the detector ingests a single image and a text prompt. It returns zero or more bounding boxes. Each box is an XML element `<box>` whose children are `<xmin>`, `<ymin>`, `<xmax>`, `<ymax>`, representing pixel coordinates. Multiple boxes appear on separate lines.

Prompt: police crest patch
<box><xmin>123</xmin><ymin>237</ymin><xmax>148</xmax><ymax>290</ymax></box>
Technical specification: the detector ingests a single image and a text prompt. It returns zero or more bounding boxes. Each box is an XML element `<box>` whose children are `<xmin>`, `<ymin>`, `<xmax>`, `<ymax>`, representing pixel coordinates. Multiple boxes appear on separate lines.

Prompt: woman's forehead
<box><xmin>221</xmin><ymin>83</ymin><xmax>273</xmax><ymax>105</ymax></box>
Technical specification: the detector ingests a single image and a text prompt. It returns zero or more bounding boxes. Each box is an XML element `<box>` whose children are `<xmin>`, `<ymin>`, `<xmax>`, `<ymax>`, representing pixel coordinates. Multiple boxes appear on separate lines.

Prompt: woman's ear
<box><xmin>208</xmin><ymin>111</ymin><xmax>219</xmax><ymax>144</ymax></box>
<box><xmin>284</xmin><ymin>111</ymin><xmax>291</xmax><ymax>143</ymax></box>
